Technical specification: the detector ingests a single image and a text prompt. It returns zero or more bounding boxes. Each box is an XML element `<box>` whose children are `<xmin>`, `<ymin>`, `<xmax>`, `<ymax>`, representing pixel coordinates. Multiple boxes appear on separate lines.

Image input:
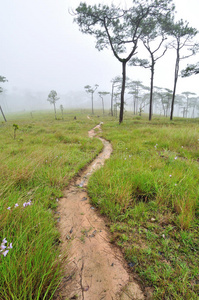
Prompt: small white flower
<box><xmin>169</xmin><ymin>175</ymin><xmax>172</xmax><ymax>178</ymax></box>
<box><xmin>15</xmin><ymin>203</ymin><xmax>19</xmax><ymax>208</ymax></box>
<box><xmin>175</xmin><ymin>157</ymin><xmax>177</xmax><ymax>160</ymax></box>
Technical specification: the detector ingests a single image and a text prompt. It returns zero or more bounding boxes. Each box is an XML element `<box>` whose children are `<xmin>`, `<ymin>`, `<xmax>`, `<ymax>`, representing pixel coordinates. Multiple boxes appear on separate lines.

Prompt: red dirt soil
<box><xmin>55</xmin><ymin>124</ymin><xmax>146</xmax><ymax>300</ymax></box>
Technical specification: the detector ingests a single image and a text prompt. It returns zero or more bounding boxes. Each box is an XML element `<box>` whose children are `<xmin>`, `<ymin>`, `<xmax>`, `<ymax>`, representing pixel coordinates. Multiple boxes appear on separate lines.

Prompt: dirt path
<box><xmin>55</xmin><ymin>124</ymin><xmax>145</xmax><ymax>300</ymax></box>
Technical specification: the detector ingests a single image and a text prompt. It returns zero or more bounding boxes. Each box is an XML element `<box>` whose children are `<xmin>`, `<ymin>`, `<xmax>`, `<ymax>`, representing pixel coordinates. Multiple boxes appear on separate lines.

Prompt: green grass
<box><xmin>1</xmin><ymin>110</ymin><xmax>198</xmax><ymax>299</ymax></box>
<box><xmin>0</xmin><ymin>111</ymin><xmax>102</xmax><ymax>300</ymax></box>
<box><xmin>88</xmin><ymin>116</ymin><xmax>199</xmax><ymax>299</ymax></box>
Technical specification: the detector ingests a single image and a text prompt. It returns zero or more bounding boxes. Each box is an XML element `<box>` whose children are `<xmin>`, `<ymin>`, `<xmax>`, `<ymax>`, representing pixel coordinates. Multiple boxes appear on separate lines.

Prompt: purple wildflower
<box><xmin>1</xmin><ymin>238</ymin><xmax>12</xmax><ymax>257</ymax></box>
<box><xmin>2</xmin><ymin>238</ymin><xmax>7</xmax><ymax>244</ymax></box>
<box><xmin>0</xmin><ymin>244</ymin><xmax>6</xmax><ymax>251</ymax></box>
<box><xmin>15</xmin><ymin>203</ymin><xmax>19</xmax><ymax>208</ymax></box>
<box><xmin>23</xmin><ymin>200</ymin><xmax>32</xmax><ymax>207</ymax></box>
<box><xmin>8</xmin><ymin>243</ymin><xmax>13</xmax><ymax>249</ymax></box>
<box><xmin>3</xmin><ymin>250</ymin><xmax>9</xmax><ymax>257</ymax></box>
<box><xmin>7</xmin><ymin>207</ymin><xmax>11</xmax><ymax>210</ymax></box>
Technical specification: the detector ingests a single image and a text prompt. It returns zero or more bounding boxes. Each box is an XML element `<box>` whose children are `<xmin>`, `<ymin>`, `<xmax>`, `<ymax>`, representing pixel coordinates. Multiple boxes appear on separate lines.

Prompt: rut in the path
<box><xmin>55</xmin><ymin>124</ymin><xmax>145</xmax><ymax>300</ymax></box>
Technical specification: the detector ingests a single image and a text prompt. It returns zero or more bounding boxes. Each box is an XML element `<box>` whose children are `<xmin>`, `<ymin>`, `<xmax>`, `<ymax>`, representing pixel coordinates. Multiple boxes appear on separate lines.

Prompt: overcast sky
<box><xmin>0</xmin><ymin>0</ymin><xmax>199</xmax><ymax>101</ymax></box>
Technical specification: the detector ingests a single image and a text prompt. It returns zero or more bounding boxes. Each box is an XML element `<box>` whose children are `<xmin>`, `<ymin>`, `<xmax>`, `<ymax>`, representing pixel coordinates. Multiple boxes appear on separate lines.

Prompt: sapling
<box><xmin>13</xmin><ymin>124</ymin><xmax>19</xmax><ymax>140</ymax></box>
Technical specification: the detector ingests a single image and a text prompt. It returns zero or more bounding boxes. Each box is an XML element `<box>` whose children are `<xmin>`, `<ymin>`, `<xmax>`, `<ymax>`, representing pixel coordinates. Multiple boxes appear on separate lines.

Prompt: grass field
<box><xmin>0</xmin><ymin>111</ymin><xmax>102</xmax><ymax>300</ymax></box>
<box><xmin>0</xmin><ymin>111</ymin><xmax>198</xmax><ymax>299</ymax></box>
<box><xmin>88</xmin><ymin>115</ymin><xmax>199</xmax><ymax>299</ymax></box>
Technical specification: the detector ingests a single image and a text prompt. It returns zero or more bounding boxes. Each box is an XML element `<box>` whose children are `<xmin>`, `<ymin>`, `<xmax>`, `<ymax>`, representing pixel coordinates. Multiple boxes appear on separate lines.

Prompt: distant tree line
<box><xmin>84</xmin><ymin>76</ymin><xmax>199</xmax><ymax>119</ymax></box>
<box><xmin>110</xmin><ymin>77</ymin><xmax>199</xmax><ymax>119</ymax></box>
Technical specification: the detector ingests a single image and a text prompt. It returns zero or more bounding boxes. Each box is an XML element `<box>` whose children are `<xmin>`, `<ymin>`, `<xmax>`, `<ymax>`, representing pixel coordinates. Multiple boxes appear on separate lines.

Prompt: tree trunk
<box><xmin>186</xmin><ymin>98</ymin><xmax>189</xmax><ymax>117</ymax></box>
<box><xmin>102</xmin><ymin>98</ymin><xmax>104</xmax><ymax>115</ymax></box>
<box><xmin>191</xmin><ymin>107</ymin><xmax>195</xmax><ymax>118</ymax></box>
<box><xmin>170</xmin><ymin>75</ymin><xmax>178</xmax><ymax>120</ymax></box>
<box><xmin>111</xmin><ymin>84</ymin><xmax>114</xmax><ymax>116</ymax></box>
<box><xmin>149</xmin><ymin>63</ymin><xmax>155</xmax><ymax>121</ymax></box>
<box><xmin>170</xmin><ymin>50</ymin><xmax>179</xmax><ymax>120</ymax></box>
<box><xmin>119</xmin><ymin>60</ymin><xmax>126</xmax><ymax>124</ymax></box>
<box><xmin>133</xmin><ymin>97</ymin><xmax>136</xmax><ymax>115</ymax></box>
<box><xmin>53</xmin><ymin>103</ymin><xmax>57</xmax><ymax>119</ymax></box>
<box><xmin>136</xmin><ymin>87</ymin><xmax>138</xmax><ymax>115</ymax></box>
<box><xmin>0</xmin><ymin>105</ymin><xmax>7</xmax><ymax>122</ymax></box>
<box><xmin>91</xmin><ymin>93</ymin><xmax>94</xmax><ymax>115</ymax></box>
<box><xmin>136</xmin><ymin>96</ymin><xmax>138</xmax><ymax>115</ymax></box>
<box><xmin>161</xmin><ymin>100</ymin><xmax>165</xmax><ymax>116</ymax></box>
<box><xmin>183</xmin><ymin>107</ymin><xmax>185</xmax><ymax>118</ymax></box>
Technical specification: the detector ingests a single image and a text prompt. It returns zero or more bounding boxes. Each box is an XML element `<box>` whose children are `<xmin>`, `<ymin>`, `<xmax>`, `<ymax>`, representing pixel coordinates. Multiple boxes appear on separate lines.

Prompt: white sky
<box><xmin>0</xmin><ymin>0</ymin><xmax>199</xmax><ymax>101</ymax></box>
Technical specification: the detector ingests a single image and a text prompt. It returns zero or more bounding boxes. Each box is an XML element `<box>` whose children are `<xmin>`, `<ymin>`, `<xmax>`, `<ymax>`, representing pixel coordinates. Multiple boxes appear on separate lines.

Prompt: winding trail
<box><xmin>56</xmin><ymin>124</ymin><xmax>145</xmax><ymax>300</ymax></box>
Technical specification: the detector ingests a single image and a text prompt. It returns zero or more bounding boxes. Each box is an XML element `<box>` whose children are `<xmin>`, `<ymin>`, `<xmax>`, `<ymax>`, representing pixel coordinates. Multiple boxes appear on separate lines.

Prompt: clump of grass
<box><xmin>0</xmin><ymin>111</ymin><xmax>102</xmax><ymax>299</ymax></box>
<box><xmin>88</xmin><ymin>116</ymin><xmax>199</xmax><ymax>299</ymax></box>
<box><xmin>0</xmin><ymin>203</ymin><xmax>62</xmax><ymax>300</ymax></box>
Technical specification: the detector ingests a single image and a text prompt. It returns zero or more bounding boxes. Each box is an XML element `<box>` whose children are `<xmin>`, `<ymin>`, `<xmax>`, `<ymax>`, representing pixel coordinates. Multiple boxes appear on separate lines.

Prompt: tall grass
<box><xmin>0</xmin><ymin>111</ymin><xmax>102</xmax><ymax>299</ymax></box>
<box><xmin>88</xmin><ymin>116</ymin><xmax>199</xmax><ymax>299</ymax></box>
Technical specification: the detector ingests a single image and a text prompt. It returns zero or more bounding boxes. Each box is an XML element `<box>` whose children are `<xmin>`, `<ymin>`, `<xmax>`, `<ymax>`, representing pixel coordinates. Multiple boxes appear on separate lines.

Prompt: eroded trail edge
<box><xmin>56</xmin><ymin>124</ymin><xmax>145</xmax><ymax>300</ymax></box>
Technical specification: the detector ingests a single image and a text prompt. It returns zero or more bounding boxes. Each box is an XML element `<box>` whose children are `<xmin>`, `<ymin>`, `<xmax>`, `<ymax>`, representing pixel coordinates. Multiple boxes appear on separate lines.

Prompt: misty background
<box><xmin>0</xmin><ymin>0</ymin><xmax>199</xmax><ymax>115</ymax></box>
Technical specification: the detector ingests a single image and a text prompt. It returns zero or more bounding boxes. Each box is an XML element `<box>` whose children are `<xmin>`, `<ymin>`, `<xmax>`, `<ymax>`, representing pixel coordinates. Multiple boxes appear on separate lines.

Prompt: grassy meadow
<box><xmin>0</xmin><ymin>111</ymin><xmax>102</xmax><ymax>300</ymax></box>
<box><xmin>0</xmin><ymin>110</ymin><xmax>198</xmax><ymax>300</ymax></box>
<box><xmin>88</xmin><ymin>115</ymin><xmax>199</xmax><ymax>299</ymax></box>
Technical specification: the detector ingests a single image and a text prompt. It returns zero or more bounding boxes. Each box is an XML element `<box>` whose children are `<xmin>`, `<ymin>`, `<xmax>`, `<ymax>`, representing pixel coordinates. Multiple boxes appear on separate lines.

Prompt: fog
<box><xmin>0</xmin><ymin>0</ymin><xmax>199</xmax><ymax>114</ymax></box>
